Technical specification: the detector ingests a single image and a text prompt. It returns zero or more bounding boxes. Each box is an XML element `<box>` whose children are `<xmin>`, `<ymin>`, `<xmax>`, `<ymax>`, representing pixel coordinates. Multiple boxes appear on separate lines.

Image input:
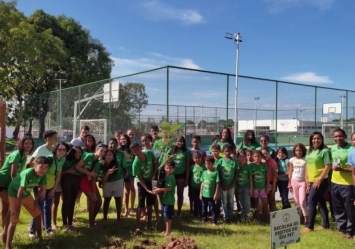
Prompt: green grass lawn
<box><xmin>3</xmin><ymin>198</ymin><xmax>354</xmax><ymax>249</ymax></box>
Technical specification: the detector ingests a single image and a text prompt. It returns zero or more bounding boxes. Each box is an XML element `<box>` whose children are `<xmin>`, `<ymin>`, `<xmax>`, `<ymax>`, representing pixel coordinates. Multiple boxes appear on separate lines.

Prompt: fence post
<box><xmin>346</xmin><ymin>90</ymin><xmax>349</xmax><ymax>134</ymax></box>
<box><xmin>314</xmin><ymin>87</ymin><xmax>317</xmax><ymax>132</ymax></box>
<box><xmin>226</xmin><ymin>75</ymin><xmax>229</xmax><ymax>127</ymax></box>
<box><xmin>108</xmin><ymin>80</ymin><xmax>112</xmax><ymax>139</ymax></box>
<box><xmin>275</xmin><ymin>81</ymin><xmax>278</xmax><ymax>148</ymax></box>
<box><xmin>215</xmin><ymin>107</ymin><xmax>218</xmax><ymax>134</ymax></box>
<box><xmin>184</xmin><ymin>106</ymin><xmax>187</xmax><ymax>136</ymax></box>
<box><xmin>166</xmin><ymin>66</ymin><xmax>169</xmax><ymax>122</ymax></box>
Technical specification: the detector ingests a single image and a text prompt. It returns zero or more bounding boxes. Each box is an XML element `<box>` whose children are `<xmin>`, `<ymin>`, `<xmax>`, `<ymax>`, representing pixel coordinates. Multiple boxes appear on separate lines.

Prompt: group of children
<box><xmin>1</xmin><ymin>125</ymin><xmax>355</xmax><ymax>248</ymax></box>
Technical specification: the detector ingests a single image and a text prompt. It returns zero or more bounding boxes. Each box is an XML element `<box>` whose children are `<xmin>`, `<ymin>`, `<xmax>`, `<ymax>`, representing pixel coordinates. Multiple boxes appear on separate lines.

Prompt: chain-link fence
<box><xmin>23</xmin><ymin>66</ymin><xmax>355</xmax><ymax>146</ymax></box>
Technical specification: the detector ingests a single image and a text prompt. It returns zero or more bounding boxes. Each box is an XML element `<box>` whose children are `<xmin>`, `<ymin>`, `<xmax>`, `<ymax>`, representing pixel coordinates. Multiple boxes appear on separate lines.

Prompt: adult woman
<box><xmin>61</xmin><ymin>146</ymin><xmax>83</xmax><ymax>229</ymax></box>
<box><xmin>210</xmin><ymin>128</ymin><xmax>236</xmax><ymax>154</ymax></box>
<box><xmin>120</xmin><ymin>134</ymin><xmax>136</xmax><ymax>216</ymax></box>
<box><xmin>29</xmin><ymin>142</ymin><xmax>67</xmax><ymax>236</ymax></box>
<box><xmin>76</xmin><ymin>144</ymin><xmax>106</xmax><ymax>227</ymax></box>
<box><xmin>257</xmin><ymin>135</ymin><xmax>275</xmax><ymax>159</ymax></box>
<box><xmin>0</xmin><ymin>137</ymin><xmax>34</xmax><ymax>241</ymax></box>
<box><xmin>303</xmin><ymin>132</ymin><xmax>331</xmax><ymax>233</ymax></box>
<box><xmin>168</xmin><ymin>136</ymin><xmax>191</xmax><ymax>217</ymax></box>
<box><xmin>237</xmin><ymin>130</ymin><xmax>260</xmax><ymax>150</ymax></box>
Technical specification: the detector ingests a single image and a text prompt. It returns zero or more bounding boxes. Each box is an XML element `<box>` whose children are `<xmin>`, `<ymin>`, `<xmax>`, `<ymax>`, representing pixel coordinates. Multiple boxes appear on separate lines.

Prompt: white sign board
<box><xmin>270</xmin><ymin>207</ymin><xmax>301</xmax><ymax>249</ymax></box>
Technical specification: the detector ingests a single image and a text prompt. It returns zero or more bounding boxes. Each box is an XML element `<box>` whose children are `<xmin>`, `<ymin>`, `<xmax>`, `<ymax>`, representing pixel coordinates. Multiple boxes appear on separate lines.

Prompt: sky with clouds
<box><xmin>13</xmin><ymin>0</ymin><xmax>355</xmax><ymax>121</ymax></box>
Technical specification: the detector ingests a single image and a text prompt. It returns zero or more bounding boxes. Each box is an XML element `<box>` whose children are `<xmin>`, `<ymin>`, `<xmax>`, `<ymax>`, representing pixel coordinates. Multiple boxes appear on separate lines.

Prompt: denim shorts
<box><xmin>161</xmin><ymin>204</ymin><xmax>174</xmax><ymax>220</ymax></box>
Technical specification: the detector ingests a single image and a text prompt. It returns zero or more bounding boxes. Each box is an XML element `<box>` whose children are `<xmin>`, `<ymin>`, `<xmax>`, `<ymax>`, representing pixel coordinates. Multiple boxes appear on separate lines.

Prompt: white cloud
<box><xmin>282</xmin><ymin>72</ymin><xmax>333</xmax><ymax>84</ymax></box>
<box><xmin>111</xmin><ymin>54</ymin><xmax>201</xmax><ymax>77</ymax></box>
<box><xmin>140</xmin><ymin>1</ymin><xmax>204</xmax><ymax>24</ymax></box>
<box><xmin>265</xmin><ymin>0</ymin><xmax>335</xmax><ymax>13</ymax></box>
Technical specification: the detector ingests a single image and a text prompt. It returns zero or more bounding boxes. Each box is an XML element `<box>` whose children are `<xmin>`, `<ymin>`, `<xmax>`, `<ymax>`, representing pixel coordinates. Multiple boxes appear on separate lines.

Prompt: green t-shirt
<box><xmin>0</xmin><ymin>150</ymin><xmax>27</xmax><ymax>188</ymax></box>
<box><xmin>237</xmin><ymin>141</ymin><xmax>260</xmax><ymax>150</ymax></box>
<box><xmin>82</xmin><ymin>153</ymin><xmax>101</xmax><ymax>175</ymax></box>
<box><xmin>153</xmin><ymin>139</ymin><xmax>172</xmax><ymax>154</ymax></box>
<box><xmin>209</xmin><ymin>140</ymin><xmax>228</xmax><ymax>153</ymax></box>
<box><xmin>331</xmin><ymin>143</ymin><xmax>354</xmax><ymax>185</ymax></box>
<box><xmin>216</xmin><ymin>157</ymin><xmax>238</xmax><ymax>187</ymax></box>
<box><xmin>46</xmin><ymin>155</ymin><xmax>65</xmax><ymax>189</ymax></box>
<box><xmin>8</xmin><ymin>168</ymin><xmax>47</xmax><ymax>198</ymax></box>
<box><xmin>237</xmin><ymin>164</ymin><xmax>252</xmax><ymax>187</ymax></box>
<box><xmin>121</xmin><ymin>149</ymin><xmax>134</xmax><ymax>176</ymax></box>
<box><xmin>251</xmin><ymin>163</ymin><xmax>268</xmax><ymax>189</ymax></box>
<box><xmin>168</xmin><ymin>149</ymin><xmax>191</xmax><ymax>175</ymax></box>
<box><xmin>132</xmin><ymin>151</ymin><xmax>155</xmax><ymax>183</ymax></box>
<box><xmin>306</xmin><ymin>148</ymin><xmax>332</xmax><ymax>182</ymax></box>
<box><xmin>200</xmin><ymin>170</ymin><xmax>220</xmax><ymax>198</ymax></box>
<box><xmin>161</xmin><ymin>174</ymin><xmax>176</xmax><ymax>205</ymax></box>
<box><xmin>100</xmin><ymin>152</ymin><xmax>128</xmax><ymax>182</ymax></box>
<box><xmin>62</xmin><ymin>160</ymin><xmax>81</xmax><ymax>176</ymax></box>
<box><xmin>190</xmin><ymin>164</ymin><xmax>206</xmax><ymax>189</ymax></box>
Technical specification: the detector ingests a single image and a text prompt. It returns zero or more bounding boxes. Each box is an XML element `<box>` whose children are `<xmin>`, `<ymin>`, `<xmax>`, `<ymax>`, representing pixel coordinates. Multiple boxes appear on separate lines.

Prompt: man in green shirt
<box><xmin>130</xmin><ymin>142</ymin><xmax>156</xmax><ymax>234</ymax></box>
<box><xmin>153</xmin><ymin>159</ymin><xmax>176</xmax><ymax>236</ymax></box>
<box><xmin>6</xmin><ymin>156</ymin><xmax>49</xmax><ymax>249</ymax></box>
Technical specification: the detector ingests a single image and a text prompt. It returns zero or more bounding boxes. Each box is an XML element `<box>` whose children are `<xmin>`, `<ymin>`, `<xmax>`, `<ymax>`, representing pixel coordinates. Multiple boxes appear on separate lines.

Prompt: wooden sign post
<box><xmin>0</xmin><ymin>101</ymin><xmax>6</xmax><ymax>166</ymax></box>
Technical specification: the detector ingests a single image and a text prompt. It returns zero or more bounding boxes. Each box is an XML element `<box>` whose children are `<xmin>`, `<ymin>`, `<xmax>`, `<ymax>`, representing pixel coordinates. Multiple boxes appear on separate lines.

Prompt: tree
<box><xmin>198</xmin><ymin>120</ymin><xmax>207</xmax><ymax>129</ymax></box>
<box><xmin>25</xmin><ymin>10</ymin><xmax>114</xmax><ymax>137</ymax></box>
<box><xmin>186</xmin><ymin>120</ymin><xmax>195</xmax><ymax>125</ymax></box>
<box><xmin>0</xmin><ymin>1</ymin><xmax>67</xmax><ymax>138</ymax></box>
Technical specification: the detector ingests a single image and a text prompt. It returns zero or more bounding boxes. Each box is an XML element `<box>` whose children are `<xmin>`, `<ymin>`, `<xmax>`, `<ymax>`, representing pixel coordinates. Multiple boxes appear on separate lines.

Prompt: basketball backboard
<box><xmin>103</xmin><ymin>81</ymin><xmax>119</xmax><ymax>103</ymax></box>
<box><xmin>322</xmin><ymin>103</ymin><xmax>341</xmax><ymax>115</ymax></box>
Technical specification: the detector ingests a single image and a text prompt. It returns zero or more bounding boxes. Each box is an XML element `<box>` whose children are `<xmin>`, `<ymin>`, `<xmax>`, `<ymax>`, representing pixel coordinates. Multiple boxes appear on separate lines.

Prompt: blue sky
<box><xmin>13</xmin><ymin>0</ymin><xmax>355</xmax><ymax>121</ymax></box>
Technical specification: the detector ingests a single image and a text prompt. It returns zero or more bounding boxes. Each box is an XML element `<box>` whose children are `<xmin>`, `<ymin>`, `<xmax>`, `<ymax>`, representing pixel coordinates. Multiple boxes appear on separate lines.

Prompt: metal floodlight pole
<box><xmin>225</xmin><ymin>32</ymin><xmax>242</xmax><ymax>143</ymax></box>
<box><xmin>55</xmin><ymin>79</ymin><xmax>67</xmax><ymax>138</ymax></box>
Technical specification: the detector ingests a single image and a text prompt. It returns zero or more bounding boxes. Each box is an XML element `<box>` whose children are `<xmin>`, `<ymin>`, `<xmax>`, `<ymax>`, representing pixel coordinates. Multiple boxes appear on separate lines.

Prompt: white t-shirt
<box><xmin>31</xmin><ymin>144</ymin><xmax>52</xmax><ymax>159</ymax></box>
<box><xmin>289</xmin><ymin>157</ymin><xmax>306</xmax><ymax>181</ymax></box>
<box><xmin>143</xmin><ymin>148</ymin><xmax>161</xmax><ymax>159</ymax></box>
<box><xmin>70</xmin><ymin>137</ymin><xmax>83</xmax><ymax>147</ymax></box>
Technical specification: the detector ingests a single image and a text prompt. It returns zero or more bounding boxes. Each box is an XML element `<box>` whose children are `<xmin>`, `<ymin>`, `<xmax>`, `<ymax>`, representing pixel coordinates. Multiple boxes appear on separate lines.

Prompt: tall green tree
<box><xmin>0</xmin><ymin>1</ymin><xmax>66</xmax><ymax>138</ymax></box>
<box><xmin>26</xmin><ymin>10</ymin><xmax>114</xmax><ymax>137</ymax></box>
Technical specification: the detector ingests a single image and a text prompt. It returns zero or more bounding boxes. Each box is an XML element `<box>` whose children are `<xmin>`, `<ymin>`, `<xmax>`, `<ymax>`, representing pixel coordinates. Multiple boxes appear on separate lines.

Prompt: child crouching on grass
<box><xmin>153</xmin><ymin>159</ymin><xmax>176</xmax><ymax>236</ymax></box>
<box><xmin>200</xmin><ymin>156</ymin><xmax>220</xmax><ymax>225</ymax></box>
<box><xmin>6</xmin><ymin>156</ymin><xmax>49</xmax><ymax>249</ymax></box>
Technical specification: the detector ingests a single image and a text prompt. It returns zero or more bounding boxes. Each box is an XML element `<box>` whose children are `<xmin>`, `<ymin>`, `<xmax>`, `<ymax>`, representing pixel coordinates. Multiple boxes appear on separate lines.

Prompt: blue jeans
<box><xmin>307</xmin><ymin>180</ymin><xmax>329</xmax><ymax>230</ymax></box>
<box><xmin>221</xmin><ymin>187</ymin><xmax>234</xmax><ymax>220</ymax></box>
<box><xmin>29</xmin><ymin>187</ymin><xmax>53</xmax><ymax>234</ymax></box>
<box><xmin>277</xmin><ymin>180</ymin><xmax>291</xmax><ymax>209</ymax></box>
<box><xmin>331</xmin><ymin>183</ymin><xmax>355</xmax><ymax>236</ymax></box>
<box><xmin>237</xmin><ymin>186</ymin><xmax>251</xmax><ymax>220</ymax></box>
<box><xmin>202</xmin><ymin>197</ymin><xmax>218</xmax><ymax>224</ymax></box>
<box><xmin>190</xmin><ymin>187</ymin><xmax>202</xmax><ymax>217</ymax></box>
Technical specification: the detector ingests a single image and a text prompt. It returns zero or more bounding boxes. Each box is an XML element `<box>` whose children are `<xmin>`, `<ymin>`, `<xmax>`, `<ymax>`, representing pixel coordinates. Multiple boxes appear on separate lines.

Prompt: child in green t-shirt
<box><xmin>153</xmin><ymin>159</ymin><xmax>176</xmax><ymax>236</ymax></box>
<box><xmin>200</xmin><ymin>156</ymin><xmax>220</xmax><ymax>225</ymax></box>
<box><xmin>217</xmin><ymin>144</ymin><xmax>238</xmax><ymax>223</ymax></box>
<box><xmin>6</xmin><ymin>157</ymin><xmax>49</xmax><ymax>248</ymax></box>
<box><xmin>251</xmin><ymin>151</ymin><xmax>268</xmax><ymax>222</ymax></box>
<box><xmin>131</xmin><ymin>142</ymin><xmax>156</xmax><ymax>234</ymax></box>
<box><xmin>190</xmin><ymin>151</ymin><xmax>206</xmax><ymax>218</ymax></box>
<box><xmin>236</xmin><ymin>150</ymin><xmax>253</xmax><ymax>220</ymax></box>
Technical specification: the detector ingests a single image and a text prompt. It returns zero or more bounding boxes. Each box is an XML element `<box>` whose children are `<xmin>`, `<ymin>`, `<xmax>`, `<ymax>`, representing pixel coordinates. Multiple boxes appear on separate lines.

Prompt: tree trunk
<box><xmin>12</xmin><ymin>100</ymin><xmax>23</xmax><ymax>139</ymax></box>
<box><xmin>28</xmin><ymin>118</ymin><xmax>33</xmax><ymax>136</ymax></box>
<box><xmin>38</xmin><ymin>98</ymin><xmax>49</xmax><ymax>138</ymax></box>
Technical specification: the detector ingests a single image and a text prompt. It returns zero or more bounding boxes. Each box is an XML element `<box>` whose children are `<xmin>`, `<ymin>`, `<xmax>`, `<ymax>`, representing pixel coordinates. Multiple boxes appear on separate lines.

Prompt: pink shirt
<box><xmin>265</xmin><ymin>158</ymin><xmax>278</xmax><ymax>183</ymax></box>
